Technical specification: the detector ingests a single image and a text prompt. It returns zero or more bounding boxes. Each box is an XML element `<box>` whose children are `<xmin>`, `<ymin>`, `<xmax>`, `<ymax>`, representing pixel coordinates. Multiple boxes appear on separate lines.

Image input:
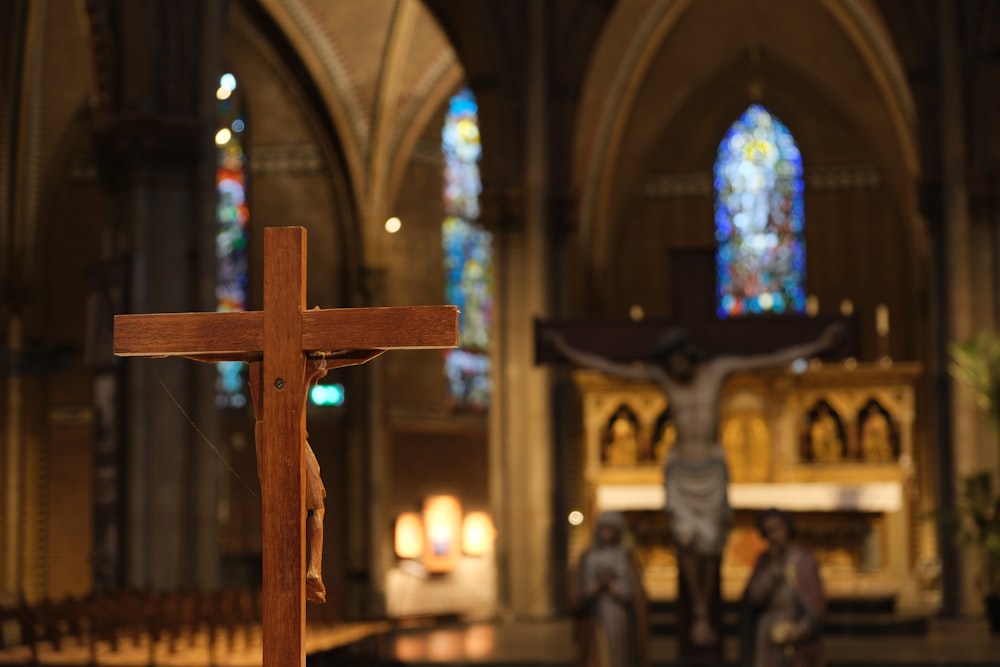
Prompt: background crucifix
<box><xmin>114</xmin><ymin>226</ymin><xmax>458</xmax><ymax>667</ymax></box>
<box><xmin>536</xmin><ymin>248</ymin><xmax>855</xmax><ymax>659</ymax></box>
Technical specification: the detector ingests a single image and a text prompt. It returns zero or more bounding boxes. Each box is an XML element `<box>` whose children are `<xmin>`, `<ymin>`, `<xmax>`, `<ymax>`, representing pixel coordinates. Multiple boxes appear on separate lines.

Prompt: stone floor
<box><xmin>375</xmin><ymin>617</ymin><xmax>1000</xmax><ymax>666</ymax></box>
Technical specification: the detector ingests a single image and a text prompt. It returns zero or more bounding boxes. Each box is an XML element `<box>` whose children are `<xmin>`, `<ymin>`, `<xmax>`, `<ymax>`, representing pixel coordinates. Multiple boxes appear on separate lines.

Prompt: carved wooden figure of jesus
<box><xmin>305</xmin><ymin>435</ymin><xmax>326</xmax><ymax>603</ymax></box>
<box><xmin>299</xmin><ymin>360</ymin><xmax>329</xmax><ymax>604</ymax></box>
<box><xmin>255</xmin><ymin>353</ymin><xmax>330</xmax><ymax>605</ymax></box>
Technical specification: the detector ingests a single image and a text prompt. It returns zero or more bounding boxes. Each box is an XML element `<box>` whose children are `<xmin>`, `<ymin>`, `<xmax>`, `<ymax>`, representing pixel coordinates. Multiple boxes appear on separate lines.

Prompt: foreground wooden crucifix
<box><xmin>114</xmin><ymin>226</ymin><xmax>458</xmax><ymax>666</ymax></box>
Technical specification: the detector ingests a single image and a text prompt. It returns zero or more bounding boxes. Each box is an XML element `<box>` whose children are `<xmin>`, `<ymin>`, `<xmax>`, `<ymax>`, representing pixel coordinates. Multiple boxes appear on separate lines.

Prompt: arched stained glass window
<box><xmin>442</xmin><ymin>88</ymin><xmax>492</xmax><ymax>410</ymax></box>
<box><xmin>215</xmin><ymin>72</ymin><xmax>249</xmax><ymax>408</ymax></box>
<box><xmin>715</xmin><ymin>104</ymin><xmax>806</xmax><ymax>318</ymax></box>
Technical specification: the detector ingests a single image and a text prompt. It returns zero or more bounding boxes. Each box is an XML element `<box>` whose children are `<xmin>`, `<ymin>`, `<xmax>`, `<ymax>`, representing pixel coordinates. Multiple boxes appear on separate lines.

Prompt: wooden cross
<box><xmin>114</xmin><ymin>226</ymin><xmax>458</xmax><ymax>666</ymax></box>
<box><xmin>536</xmin><ymin>248</ymin><xmax>856</xmax><ymax>363</ymax></box>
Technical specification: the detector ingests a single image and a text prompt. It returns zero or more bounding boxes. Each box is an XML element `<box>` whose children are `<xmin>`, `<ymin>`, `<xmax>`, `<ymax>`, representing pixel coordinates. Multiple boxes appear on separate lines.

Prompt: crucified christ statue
<box><xmin>255</xmin><ymin>430</ymin><xmax>327</xmax><ymax>604</ymax></box>
<box><xmin>257</xmin><ymin>361</ymin><xmax>330</xmax><ymax>604</ymax></box>
<box><xmin>547</xmin><ymin>321</ymin><xmax>844</xmax><ymax>647</ymax></box>
<box><xmin>305</xmin><ymin>433</ymin><xmax>326</xmax><ymax>603</ymax></box>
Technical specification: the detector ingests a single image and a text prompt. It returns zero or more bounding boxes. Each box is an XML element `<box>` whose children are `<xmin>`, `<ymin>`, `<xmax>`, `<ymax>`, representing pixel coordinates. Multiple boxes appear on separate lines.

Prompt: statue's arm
<box><xmin>715</xmin><ymin>321</ymin><xmax>845</xmax><ymax>374</ymax></box>
<box><xmin>745</xmin><ymin>555</ymin><xmax>782</xmax><ymax>607</ymax></box>
<box><xmin>546</xmin><ymin>331</ymin><xmax>655</xmax><ymax>382</ymax></box>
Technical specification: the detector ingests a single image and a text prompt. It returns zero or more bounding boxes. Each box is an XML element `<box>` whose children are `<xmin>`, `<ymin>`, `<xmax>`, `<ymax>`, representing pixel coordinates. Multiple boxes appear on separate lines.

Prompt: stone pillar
<box><xmin>938</xmin><ymin>0</ymin><xmax>983</xmax><ymax>615</ymax></box>
<box><xmin>92</xmin><ymin>0</ymin><xmax>224</xmax><ymax>592</ymax></box>
<box><xmin>492</xmin><ymin>0</ymin><xmax>555</xmax><ymax>619</ymax></box>
<box><xmin>2</xmin><ymin>317</ymin><xmax>23</xmax><ymax>603</ymax></box>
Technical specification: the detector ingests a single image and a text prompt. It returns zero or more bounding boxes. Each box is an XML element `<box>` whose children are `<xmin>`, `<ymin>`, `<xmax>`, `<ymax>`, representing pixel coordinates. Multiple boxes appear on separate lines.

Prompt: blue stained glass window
<box><xmin>215</xmin><ymin>72</ymin><xmax>249</xmax><ymax>408</ymax></box>
<box><xmin>442</xmin><ymin>88</ymin><xmax>492</xmax><ymax>410</ymax></box>
<box><xmin>714</xmin><ymin>104</ymin><xmax>806</xmax><ymax>318</ymax></box>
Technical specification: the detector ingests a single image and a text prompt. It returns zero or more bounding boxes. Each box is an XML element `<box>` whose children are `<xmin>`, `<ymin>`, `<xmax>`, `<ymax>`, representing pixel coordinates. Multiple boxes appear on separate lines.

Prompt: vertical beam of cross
<box><xmin>260</xmin><ymin>227</ymin><xmax>309</xmax><ymax>666</ymax></box>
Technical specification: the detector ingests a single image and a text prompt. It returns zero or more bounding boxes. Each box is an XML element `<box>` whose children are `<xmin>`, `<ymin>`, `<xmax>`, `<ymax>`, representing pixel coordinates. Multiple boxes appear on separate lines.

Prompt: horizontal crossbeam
<box><xmin>114</xmin><ymin>305</ymin><xmax>460</xmax><ymax>359</ymax></box>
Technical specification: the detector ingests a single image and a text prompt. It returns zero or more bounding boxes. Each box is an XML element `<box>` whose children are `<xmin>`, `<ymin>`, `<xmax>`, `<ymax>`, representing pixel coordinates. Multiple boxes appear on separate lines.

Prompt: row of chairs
<box><xmin>0</xmin><ymin>587</ymin><xmax>261</xmax><ymax>664</ymax></box>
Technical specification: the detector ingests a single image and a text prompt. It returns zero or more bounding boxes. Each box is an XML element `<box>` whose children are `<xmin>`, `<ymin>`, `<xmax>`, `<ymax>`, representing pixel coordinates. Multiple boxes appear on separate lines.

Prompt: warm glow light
<box><xmin>462</xmin><ymin>511</ymin><xmax>494</xmax><ymax>556</ymax></box>
<box><xmin>394</xmin><ymin>512</ymin><xmax>424</xmax><ymax>559</ymax></box>
<box><xmin>876</xmin><ymin>303</ymin><xmax>889</xmax><ymax>337</ymax></box>
<box><xmin>568</xmin><ymin>510</ymin><xmax>584</xmax><ymax>526</ymax></box>
<box><xmin>629</xmin><ymin>304</ymin><xmax>644</xmax><ymax>321</ymax></box>
<box><xmin>839</xmin><ymin>299</ymin><xmax>854</xmax><ymax>316</ymax></box>
<box><xmin>806</xmin><ymin>295</ymin><xmax>819</xmax><ymax>317</ymax></box>
<box><xmin>215</xmin><ymin>128</ymin><xmax>232</xmax><ymax>146</ymax></box>
<box><xmin>426</xmin><ymin>630</ymin><xmax>463</xmax><ymax>662</ymax></box>
<box><xmin>385</xmin><ymin>216</ymin><xmax>402</xmax><ymax>233</ymax></box>
<box><xmin>423</xmin><ymin>495</ymin><xmax>462</xmax><ymax>573</ymax></box>
<box><xmin>216</xmin><ymin>86</ymin><xmax>232</xmax><ymax>101</ymax></box>
<box><xmin>463</xmin><ymin>624</ymin><xmax>495</xmax><ymax>659</ymax></box>
<box><xmin>394</xmin><ymin>634</ymin><xmax>426</xmax><ymax>662</ymax></box>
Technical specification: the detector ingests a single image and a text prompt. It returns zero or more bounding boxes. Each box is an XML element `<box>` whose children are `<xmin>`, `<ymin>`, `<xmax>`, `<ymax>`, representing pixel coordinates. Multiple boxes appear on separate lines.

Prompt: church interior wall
<box><xmin>19</xmin><ymin>4</ymin><xmax>92</xmax><ymax>224</ymax></box>
<box><xmin>1</xmin><ymin>0</ymin><xmax>118</xmax><ymax>601</ymax></box>
<box><xmin>227</xmin><ymin>4</ymin><xmax>357</xmax><ymax>311</ymax></box>
<box><xmin>381</xmin><ymin>116</ymin><xmax>453</xmax><ymax>418</ymax></box>
<box><xmin>376</xmin><ymin>88</ymin><xmax>495</xmax><ymax>618</ymax></box>
<box><xmin>387</xmin><ymin>428</ymin><xmax>490</xmax><ymax>518</ymax></box>
<box><xmin>31</xmin><ymin>128</ymin><xmax>109</xmax><ymax>602</ymax></box>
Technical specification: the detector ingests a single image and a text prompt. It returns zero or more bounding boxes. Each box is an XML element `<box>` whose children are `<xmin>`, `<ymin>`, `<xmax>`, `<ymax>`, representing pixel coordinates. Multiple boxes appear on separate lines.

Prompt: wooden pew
<box><xmin>0</xmin><ymin>587</ymin><xmax>397</xmax><ymax>666</ymax></box>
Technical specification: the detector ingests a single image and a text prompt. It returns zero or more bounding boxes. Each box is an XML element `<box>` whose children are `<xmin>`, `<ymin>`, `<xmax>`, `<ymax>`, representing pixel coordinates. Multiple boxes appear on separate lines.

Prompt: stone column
<box><xmin>492</xmin><ymin>0</ymin><xmax>555</xmax><ymax>619</ymax></box>
<box><xmin>92</xmin><ymin>0</ymin><xmax>224</xmax><ymax>592</ymax></box>
<box><xmin>938</xmin><ymin>0</ymin><xmax>982</xmax><ymax>615</ymax></box>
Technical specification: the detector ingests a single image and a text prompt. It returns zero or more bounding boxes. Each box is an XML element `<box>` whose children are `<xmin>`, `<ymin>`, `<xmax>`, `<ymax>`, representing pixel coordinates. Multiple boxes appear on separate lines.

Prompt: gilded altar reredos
<box><xmin>566</xmin><ymin>362</ymin><xmax>939</xmax><ymax>612</ymax></box>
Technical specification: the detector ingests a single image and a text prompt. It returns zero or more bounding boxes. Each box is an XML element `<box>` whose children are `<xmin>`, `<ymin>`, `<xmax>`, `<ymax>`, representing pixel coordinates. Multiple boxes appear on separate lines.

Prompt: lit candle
<box><xmin>806</xmin><ymin>295</ymin><xmax>819</xmax><ymax>317</ymax></box>
<box><xmin>876</xmin><ymin>304</ymin><xmax>889</xmax><ymax>337</ymax></box>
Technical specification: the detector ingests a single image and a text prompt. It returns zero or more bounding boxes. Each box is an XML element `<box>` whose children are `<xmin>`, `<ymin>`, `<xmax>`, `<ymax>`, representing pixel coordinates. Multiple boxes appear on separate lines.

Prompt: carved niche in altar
<box><xmin>567</xmin><ymin>362</ymin><xmax>937</xmax><ymax>610</ymax></box>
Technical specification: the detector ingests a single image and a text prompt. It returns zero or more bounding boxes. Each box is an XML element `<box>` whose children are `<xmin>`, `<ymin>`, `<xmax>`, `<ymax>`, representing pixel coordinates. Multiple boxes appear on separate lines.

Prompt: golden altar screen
<box><xmin>566</xmin><ymin>362</ymin><xmax>939</xmax><ymax>612</ymax></box>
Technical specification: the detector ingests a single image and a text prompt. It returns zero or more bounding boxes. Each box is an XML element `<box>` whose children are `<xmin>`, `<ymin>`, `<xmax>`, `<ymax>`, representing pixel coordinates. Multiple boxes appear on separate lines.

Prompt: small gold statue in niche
<box><xmin>722</xmin><ymin>415</ymin><xmax>771</xmax><ymax>482</ymax></box>
<box><xmin>858</xmin><ymin>400</ymin><xmax>897</xmax><ymax>463</ymax></box>
<box><xmin>602</xmin><ymin>406</ymin><xmax>641</xmax><ymax>466</ymax></box>
<box><xmin>804</xmin><ymin>401</ymin><xmax>846</xmax><ymax>463</ymax></box>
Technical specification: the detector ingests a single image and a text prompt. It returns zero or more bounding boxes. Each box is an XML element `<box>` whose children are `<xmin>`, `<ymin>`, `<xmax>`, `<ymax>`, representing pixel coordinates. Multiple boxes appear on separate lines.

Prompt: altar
<box><xmin>565</xmin><ymin>361</ymin><xmax>940</xmax><ymax>611</ymax></box>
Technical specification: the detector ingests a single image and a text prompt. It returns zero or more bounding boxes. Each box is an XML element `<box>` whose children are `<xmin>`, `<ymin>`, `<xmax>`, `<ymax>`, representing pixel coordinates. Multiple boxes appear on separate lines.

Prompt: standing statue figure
<box><xmin>548</xmin><ymin>322</ymin><xmax>843</xmax><ymax>646</ymax></box>
<box><xmin>741</xmin><ymin>508</ymin><xmax>825</xmax><ymax>667</ymax></box>
<box><xmin>572</xmin><ymin>511</ymin><xmax>648</xmax><ymax>667</ymax></box>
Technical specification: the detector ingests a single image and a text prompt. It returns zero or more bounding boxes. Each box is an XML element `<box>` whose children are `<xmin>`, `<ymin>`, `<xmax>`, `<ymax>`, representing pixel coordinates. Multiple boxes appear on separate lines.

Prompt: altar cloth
<box><xmin>595</xmin><ymin>481</ymin><xmax>903</xmax><ymax>512</ymax></box>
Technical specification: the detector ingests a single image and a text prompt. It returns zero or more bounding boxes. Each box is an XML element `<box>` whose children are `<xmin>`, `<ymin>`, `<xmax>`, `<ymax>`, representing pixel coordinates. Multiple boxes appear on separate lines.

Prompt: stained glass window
<box><xmin>442</xmin><ymin>88</ymin><xmax>492</xmax><ymax>410</ymax></box>
<box><xmin>715</xmin><ymin>104</ymin><xmax>806</xmax><ymax>318</ymax></box>
<box><xmin>215</xmin><ymin>72</ymin><xmax>249</xmax><ymax>408</ymax></box>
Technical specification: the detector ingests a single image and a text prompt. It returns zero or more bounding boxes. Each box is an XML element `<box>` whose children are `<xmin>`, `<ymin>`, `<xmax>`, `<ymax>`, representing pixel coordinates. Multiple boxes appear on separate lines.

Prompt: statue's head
<box><xmin>594</xmin><ymin>511</ymin><xmax>626</xmax><ymax>546</ymax></box>
<box><xmin>651</xmin><ymin>327</ymin><xmax>690</xmax><ymax>357</ymax></box>
<box><xmin>650</xmin><ymin>327</ymin><xmax>708</xmax><ymax>381</ymax></box>
<box><xmin>756</xmin><ymin>507</ymin><xmax>797</xmax><ymax>542</ymax></box>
